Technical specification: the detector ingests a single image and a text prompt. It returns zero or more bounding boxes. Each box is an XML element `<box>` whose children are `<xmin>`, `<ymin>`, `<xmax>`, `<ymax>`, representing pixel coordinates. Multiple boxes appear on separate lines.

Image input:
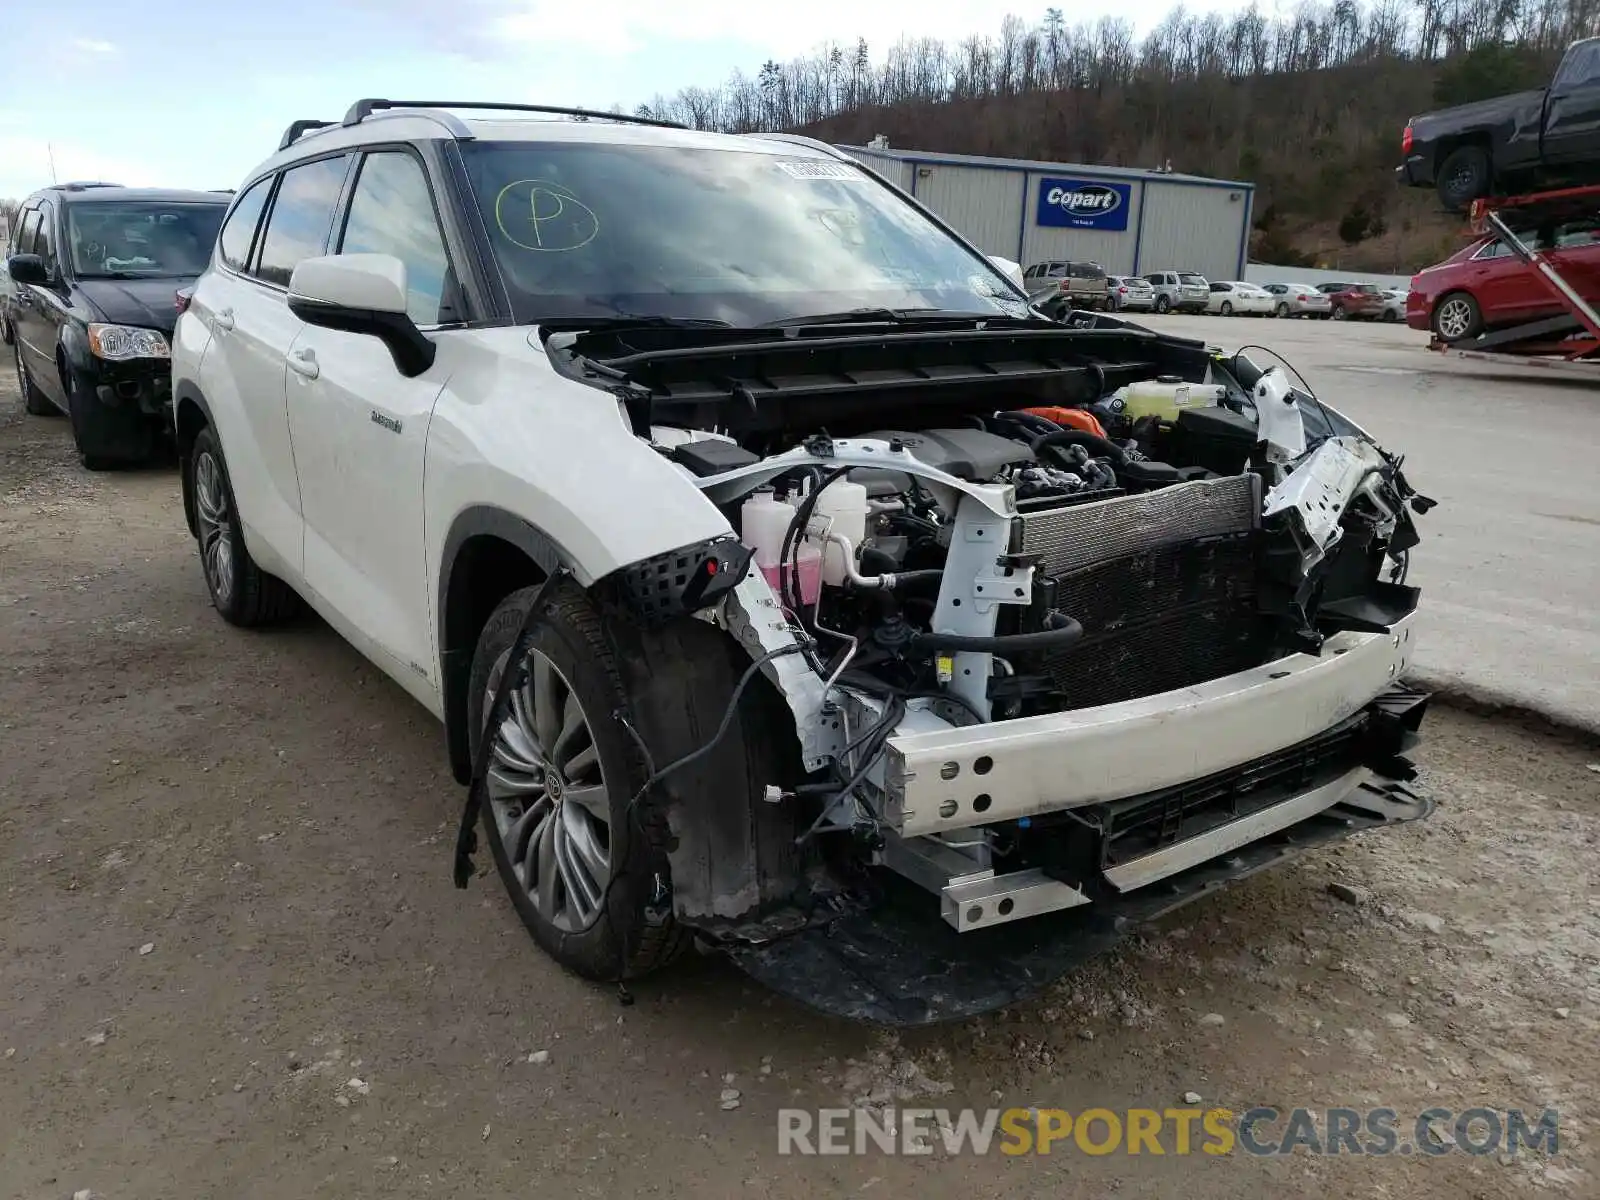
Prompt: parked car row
<box><xmin>1023</xmin><ymin>263</ymin><xmax>1404</xmax><ymax>322</ymax></box>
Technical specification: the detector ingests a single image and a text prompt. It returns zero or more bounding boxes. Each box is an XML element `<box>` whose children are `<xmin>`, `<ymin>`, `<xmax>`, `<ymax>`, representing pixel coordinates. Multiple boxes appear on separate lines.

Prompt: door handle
<box><xmin>287</xmin><ymin>348</ymin><xmax>319</xmax><ymax>380</ymax></box>
<box><xmin>213</xmin><ymin>307</ymin><xmax>235</xmax><ymax>332</ymax></box>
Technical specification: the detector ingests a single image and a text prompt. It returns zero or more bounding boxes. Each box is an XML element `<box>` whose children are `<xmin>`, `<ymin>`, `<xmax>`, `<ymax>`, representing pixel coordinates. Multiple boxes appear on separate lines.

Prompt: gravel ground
<box><xmin>1</xmin><ymin>367</ymin><xmax>1597</xmax><ymax>1199</ymax></box>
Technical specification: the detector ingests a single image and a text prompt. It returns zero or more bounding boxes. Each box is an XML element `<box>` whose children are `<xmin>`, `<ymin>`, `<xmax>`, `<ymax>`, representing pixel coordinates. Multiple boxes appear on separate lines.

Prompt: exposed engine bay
<box><xmin>551</xmin><ymin>316</ymin><xmax>1434</xmax><ymax>1022</ymax></box>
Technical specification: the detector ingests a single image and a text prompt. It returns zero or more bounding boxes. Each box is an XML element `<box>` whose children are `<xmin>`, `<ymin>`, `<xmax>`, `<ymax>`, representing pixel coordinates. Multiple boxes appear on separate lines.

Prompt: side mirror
<box><xmin>286</xmin><ymin>253</ymin><xmax>435</xmax><ymax>377</ymax></box>
<box><xmin>7</xmin><ymin>254</ymin><xmax>49</xmax><ymax>287</ymax></box>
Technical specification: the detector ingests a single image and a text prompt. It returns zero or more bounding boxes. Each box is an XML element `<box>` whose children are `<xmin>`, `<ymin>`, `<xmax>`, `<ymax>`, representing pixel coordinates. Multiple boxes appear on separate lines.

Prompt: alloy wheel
<box><xmin>193</xmin><ymin>451</ymin><xmax>235</xmax><ymax>607</ymax></box>
<box><xmin>1436</xmin><ymin>298</ymin><xmax>1474</xmax><ymax>340</ymax></box>
<box><xmin>485</xmin><ymin>647</ymin><xmax>612</xmax><ymax>933</ymax></box>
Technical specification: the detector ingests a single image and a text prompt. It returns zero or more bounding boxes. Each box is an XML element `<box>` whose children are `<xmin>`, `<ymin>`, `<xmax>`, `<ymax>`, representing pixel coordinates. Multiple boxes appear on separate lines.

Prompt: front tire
<box><xmin>1274</xmin><ymin>302</ymin><xmax>1289</xmax><ymax>318</ymax></box>
<box><xmin>1220</xmin><ymin>300</ymin><xmax>1233</xmax><ymax>316</ymax></box>
<box><xmin>15</xmin><ymin>343</ymin><xmax>55</xmax><ymax>417</ymax></box>
<box><xmin>189</xmin><ymin>426</ymin><xmax>299</xmax><ymax>626</ymax></box>
<box><xmin>1332</xmin><ymin>306</ymin><xmax>1347</xmax><ymax>321</ymax></box>
<box><xmin>1437</xmin><ymin>145</ymin><xmax>1492</xmax><ymax>213</ymax></box>
<box><xmin>469</xmin><ymin>582</ymin><xmax>691</xmax><ymax>981</ymax></box>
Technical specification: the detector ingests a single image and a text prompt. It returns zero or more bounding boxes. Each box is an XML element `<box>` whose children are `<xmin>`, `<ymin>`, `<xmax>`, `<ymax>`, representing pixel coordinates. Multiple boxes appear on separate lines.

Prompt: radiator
<box><xmin>1016</xmin><ymin>476</ymin><xmax>1274</xmax><ymax>709</ymax></box>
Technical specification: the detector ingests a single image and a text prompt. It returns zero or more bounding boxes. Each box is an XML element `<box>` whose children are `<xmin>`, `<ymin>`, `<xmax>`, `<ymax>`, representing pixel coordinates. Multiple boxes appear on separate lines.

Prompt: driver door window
<box><xmin>35</xmin><ymin>202</ymin><xmax>56</xmax><ymax>273</ymax></box>
<box><xmin>337</xmin><ymin>152</ymin><xmax>455</xmax><ymax>325</ymax></box>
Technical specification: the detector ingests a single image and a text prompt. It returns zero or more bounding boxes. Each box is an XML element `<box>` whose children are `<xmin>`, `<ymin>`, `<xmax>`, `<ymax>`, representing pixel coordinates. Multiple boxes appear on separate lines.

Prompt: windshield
<box><xmin>67</xmin><ymin>201</ymin><xmax>226</xmax><ymax>279</ymax></box>
<box><xmin>459</xmin><ymin>141</ymin><xmax>1025</xmax><ymax>326</ymax></box>
<box><xmin>1179</xmin><ymin>273</ymin><xmax>1206</xmax><ymax>285</ymax></box>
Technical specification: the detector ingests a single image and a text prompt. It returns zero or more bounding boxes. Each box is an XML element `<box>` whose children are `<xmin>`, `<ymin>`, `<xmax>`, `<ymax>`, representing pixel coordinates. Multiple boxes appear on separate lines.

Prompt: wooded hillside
<box><xmin>627</xmin><ymin>1</ymin><xmax>1597</xmax><ymax>272</ymax></box>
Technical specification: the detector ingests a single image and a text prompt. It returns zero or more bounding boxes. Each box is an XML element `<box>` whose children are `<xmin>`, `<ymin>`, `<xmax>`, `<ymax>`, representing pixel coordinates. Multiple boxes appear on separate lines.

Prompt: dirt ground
<box><xmin>1</xmin><ymin>370</ymin><xmax>1597</xmax><ymax>1200</ymax></box>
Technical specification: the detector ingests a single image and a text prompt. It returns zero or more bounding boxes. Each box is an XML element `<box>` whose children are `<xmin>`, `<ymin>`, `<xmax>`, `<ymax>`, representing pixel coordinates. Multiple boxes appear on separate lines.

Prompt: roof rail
<box><xmin>340</xmin><ymin>98</ymin><xmax>687</xmax><ymax>131</ymax></box>
<box><xmin>278</xmin><ymin>119</ymin><xmax>336</xmax><ymax>151</ymax></box>
<box><xmin>59</xmin><ymin>180</ymin><xmax>122</xmax><ymax>192</ymax></box>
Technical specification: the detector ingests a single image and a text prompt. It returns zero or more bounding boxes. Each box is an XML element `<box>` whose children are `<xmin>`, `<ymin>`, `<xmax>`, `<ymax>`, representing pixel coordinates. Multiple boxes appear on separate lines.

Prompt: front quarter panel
<box><xmin>424</xmin><ymin>326</ymin><xmax>734</xmax><ymax>592</ymax></box>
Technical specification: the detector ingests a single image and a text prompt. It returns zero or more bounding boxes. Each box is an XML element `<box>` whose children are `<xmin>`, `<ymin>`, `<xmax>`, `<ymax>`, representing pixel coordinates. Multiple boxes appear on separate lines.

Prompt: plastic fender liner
<box><xmin>602</xmin><ymin>611</ymin><xmax>806</xmax><ymax>924</ymax></box>
<box><xmin>605</xmin><ymin>535</ymin><xmax>754</xmax><ymax>626</ymax></box>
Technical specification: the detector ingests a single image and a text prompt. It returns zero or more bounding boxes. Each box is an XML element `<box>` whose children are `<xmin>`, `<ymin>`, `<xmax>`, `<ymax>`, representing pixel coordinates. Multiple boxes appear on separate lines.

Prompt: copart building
<box><xmin>837</xmin><ymin>142</ymin><xmax>1255</xmax><ymax>283</ymax></box>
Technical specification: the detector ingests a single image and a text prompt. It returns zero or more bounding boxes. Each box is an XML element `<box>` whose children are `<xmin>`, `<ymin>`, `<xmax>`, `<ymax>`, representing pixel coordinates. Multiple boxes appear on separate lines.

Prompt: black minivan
<box><xmin>4</xmin><ymin>183</ymin><xmax>229</xmax><ymax>468</ymax></box>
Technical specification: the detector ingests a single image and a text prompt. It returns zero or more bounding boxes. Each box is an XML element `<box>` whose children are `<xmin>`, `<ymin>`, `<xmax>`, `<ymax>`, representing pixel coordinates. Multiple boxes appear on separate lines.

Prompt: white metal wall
<box><xmin>1135</xmin><ymin>182</ymin><xmax>1251</xmax><ymax>281</ymax></box>
<box><xmin>910</xmin><ymin>164</ymin><xmax>1024</xmax><ymax>259</ymax></box>
<box><xmin>835</xmin><ymin>145</ymin><xmax>1254</xmax><ymax>284</ymax></box>
<box><xmin>838</xmin><ymin>147</ymin><xmax>914</xmax><ymax>192</ymax></box>
<box><xmin>1246</xmin><ymin>263</ymin><xmax>1413</xmax><ymax>290</ymax></box>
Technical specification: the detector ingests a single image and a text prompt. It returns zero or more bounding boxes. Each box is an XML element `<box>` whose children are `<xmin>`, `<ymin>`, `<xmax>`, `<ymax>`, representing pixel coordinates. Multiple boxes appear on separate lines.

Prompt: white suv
<box><xmin>172</xmin><ymin>100</ymin><xmax>1435</xmax><ymax>1021</ymax></box>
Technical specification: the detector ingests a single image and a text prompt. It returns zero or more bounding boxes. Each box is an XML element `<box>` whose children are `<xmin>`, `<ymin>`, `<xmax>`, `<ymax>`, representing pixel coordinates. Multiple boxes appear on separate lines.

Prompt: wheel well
<box><xmin>1435</xmin><ymin>134</ymin><xmax>1490</xmax><ymax>173</ymax></box>
<box><xmin>1432</xmin><ymin>288</ymin><xmax>1478</xmax><ymax>320</ymax></box>
<box><xmin>174</xmin><ymin>396</ymin><xmax>210</xmax><ymax>536</ymax></box>
<box><xmin>441</xmin><ymin>534</ymin><xmax>546</xmax><ymax>782</ymax></box>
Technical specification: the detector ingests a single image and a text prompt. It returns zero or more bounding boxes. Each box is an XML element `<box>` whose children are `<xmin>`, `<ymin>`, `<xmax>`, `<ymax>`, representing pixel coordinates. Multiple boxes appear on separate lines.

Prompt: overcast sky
<box><xmin>0</xmin><ymin>0</ymin><xmax>1264</xmax><ymax>201</ymax></box>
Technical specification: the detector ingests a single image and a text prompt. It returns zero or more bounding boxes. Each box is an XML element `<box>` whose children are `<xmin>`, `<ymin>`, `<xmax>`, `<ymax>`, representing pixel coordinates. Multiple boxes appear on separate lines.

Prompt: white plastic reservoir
<box><xmin>808</xmin><ymin>478</ymin><xmax>869</xmax><ymax>586</ymax></box>
<box><xmin>739</xmin><ymin>490</ymin><xmax>794</xmax><ymax>567</ymax></box>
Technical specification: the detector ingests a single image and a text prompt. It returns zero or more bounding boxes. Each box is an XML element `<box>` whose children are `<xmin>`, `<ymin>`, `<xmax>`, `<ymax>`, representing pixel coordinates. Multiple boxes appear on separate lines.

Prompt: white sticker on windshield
<box><xmin>776</xmin><ymin>160</ymin><xmax>866</xmax><ymax>181</ymax></box>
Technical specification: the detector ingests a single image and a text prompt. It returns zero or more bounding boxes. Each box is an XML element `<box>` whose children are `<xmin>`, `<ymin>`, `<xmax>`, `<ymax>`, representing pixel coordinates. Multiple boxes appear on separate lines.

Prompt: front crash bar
<box><xmin>881</xmin><ymin>614</ymin><xmax>1416</xmax><ymax>836</ymax></box>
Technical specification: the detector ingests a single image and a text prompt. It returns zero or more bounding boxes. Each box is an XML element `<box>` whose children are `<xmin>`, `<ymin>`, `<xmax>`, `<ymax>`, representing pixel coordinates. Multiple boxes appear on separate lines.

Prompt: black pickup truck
<box><xmin>1398</xmin><ymin>37</ymin><xmax>1600</xmax><ymax>211</ymax></box>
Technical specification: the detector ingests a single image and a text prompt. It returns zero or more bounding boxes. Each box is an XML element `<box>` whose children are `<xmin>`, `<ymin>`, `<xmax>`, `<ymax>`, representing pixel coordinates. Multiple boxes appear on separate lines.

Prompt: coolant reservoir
<box><xmin>808</xmin><ymin>478</ymin><xmax>869</xmax><ymax>586</ymax></box>
<box><xmin>740</xmin><ymin>490</ymin><xmax>795</xmax><ymax>567</ymax></box>
<box><xmin>1115</xmin><ymin>377</ymin><xmax>1223</xmax><ymax>423</ymax></box>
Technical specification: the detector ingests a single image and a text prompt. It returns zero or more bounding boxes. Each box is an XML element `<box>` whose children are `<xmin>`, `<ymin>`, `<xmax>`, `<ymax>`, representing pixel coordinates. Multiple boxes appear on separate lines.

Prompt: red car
<box><xmin>1406</xmin><ymin>222</ymin><xmax>1600</xmax><ymax>342</ymax></box>
<box><xmin>1318</xmin><ymin>282</ymin><xmax>1386</xmax><ymax>320</ymax></box>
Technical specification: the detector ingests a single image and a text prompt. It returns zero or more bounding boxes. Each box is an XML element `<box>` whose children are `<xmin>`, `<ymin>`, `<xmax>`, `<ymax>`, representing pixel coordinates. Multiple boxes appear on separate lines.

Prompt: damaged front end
<box><xmin>559</xmin><ymin>317</ymin><xmax>1435</xmax><ymax>1023</ymax></box>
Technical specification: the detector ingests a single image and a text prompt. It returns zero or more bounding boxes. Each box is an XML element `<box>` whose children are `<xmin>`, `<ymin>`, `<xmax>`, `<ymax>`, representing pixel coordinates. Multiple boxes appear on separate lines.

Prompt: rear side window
<box><xmin>218</xmin><ymin>176</ymin><xmax>274</xmax><ymax>273</ymax></box>
<box><xmin>1210</xmin><ymin>282</ymin><xmax>1229</xmax><ymax>292</ymax></box>
<box><xmin>1179</xmin><ymin>272</ymin><xmax>1205</xmax><ymax>285</ymax></box>
<box><xmin>337</xmin><ymin>151</ymin><xmax>454</xmax><ymax>325</ymax></box>
<box><xmin>1078</xmin><ymin>262</ymin><xmax>1106</xmax><ymax>280</ymax></box>
<box><xmin>256</xmin><ymin>155</ymin><xmax>351</xmax><ymax>288</ymax></box>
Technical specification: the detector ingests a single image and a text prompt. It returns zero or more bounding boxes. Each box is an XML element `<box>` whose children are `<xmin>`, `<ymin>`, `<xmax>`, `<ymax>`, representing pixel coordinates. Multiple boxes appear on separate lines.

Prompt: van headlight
<box><xmin>87</xmin><ymin>324</ymin><xmax>170</xmax><ymax>361</ymax></box>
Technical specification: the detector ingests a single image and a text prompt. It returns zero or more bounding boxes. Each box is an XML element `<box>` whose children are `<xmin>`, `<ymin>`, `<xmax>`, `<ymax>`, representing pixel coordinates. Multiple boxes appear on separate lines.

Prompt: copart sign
<box><xmin>1036</xmin><ymin>178</ymin><xmax>1132</xmax><ymax>231</ymax></box>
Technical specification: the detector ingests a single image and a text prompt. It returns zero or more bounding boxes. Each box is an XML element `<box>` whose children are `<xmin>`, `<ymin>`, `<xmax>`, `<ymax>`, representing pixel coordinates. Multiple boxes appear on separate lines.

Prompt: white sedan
<box><xmin>1206</xmin><ymin>281</ymin><xmax>1276</xmax><ymax>316</ymax></box>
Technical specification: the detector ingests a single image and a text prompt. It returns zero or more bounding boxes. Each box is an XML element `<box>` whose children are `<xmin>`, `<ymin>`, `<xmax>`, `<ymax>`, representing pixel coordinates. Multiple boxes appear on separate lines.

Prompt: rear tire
<box><xmin>1274</xmin><ymin>302</ymin><xmax>1290</xmax><ymax>318</ymax></box>
<box><xmin>15</xmin><ymin>343</ymin><xmax>55</xmax><ymax>416</ymax></box>
<box><xmin>1154</xmin><ymin>295</ymin><xmax>1171</xmax><ymax>314</ymax></box>
<box><xmin>1220</xmin><ymin>300</ymin><xmax>1233</xmax><ymax>316</ymax></box>
<box><xmin>1437</xmin><ymin>145</ymin><xmax>1491</xmax><ymax>213</ymax></box>
<box><xmin>189</xmin><ymin>426</ymin><xmax>300</xmax><ymax>626</ymax></box>
<box><xmin>1331</xmin><ymin>306</ymin><xmax>1347</xmax><ymax>321</ymax></box>
<box><xmin>1431</xmin><ymin>291</ymin><xmax>1483</xmax><ymax>343</ymax></box>
<box><xmin>469</xmin><ymin>582</ymin><xmax>694</xmax><ymax>981</ymax></box>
